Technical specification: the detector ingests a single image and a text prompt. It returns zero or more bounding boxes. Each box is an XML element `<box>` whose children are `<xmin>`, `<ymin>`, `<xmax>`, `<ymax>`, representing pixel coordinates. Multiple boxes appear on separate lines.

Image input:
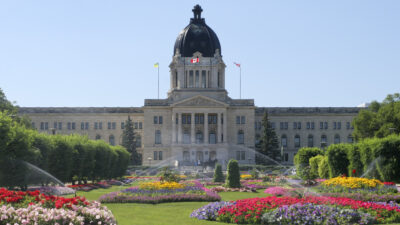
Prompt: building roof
<box><xmin>18</xmin><ymin>107</ymin><xmax>143</xmax><ymax>114</ymax></box>
<box><xmin>255</xmin><ymin>107</ymin><xmax>362</xmax><ymax>115</ymax></box>
<box><xmin>173</xmin><ymin>5</ymin><xmax>221</xmax><ymax>57</ymax></box>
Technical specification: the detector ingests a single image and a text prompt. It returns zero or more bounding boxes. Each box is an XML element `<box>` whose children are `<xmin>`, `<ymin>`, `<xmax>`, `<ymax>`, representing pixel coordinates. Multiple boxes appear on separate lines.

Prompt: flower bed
<box><xmin>139</xmin><ymin>181</ymin><xmax>184</xmax><ymax>190</ymax></box>
<box><xmin>191</xmin><ymin>201</ymin><xmax>234</xmax><ymax>220</ymax></box>
<box><xmin>263</xmin><ymin>187</ymin><xmax>289</xmax><ymax>196</ymax></box>
<box><xmin>192</xmin><ymin>195</ymin><xmax>400</xmax><ymax>224</ymax></box>
<box><xmin>0</xmin><ymin>188</ymin><xmax>116</xmax><ymax>224</ymax></box>
<box><xmin>241</xmin><ymin>180</ymin><xmax>270</xmax><ymax>189</ymax></box>
<box><xmin>261</xmin><ymin>203</ymin><xmax>375</xmax><ymax>225</ymax></box>
<box><xmin>99</xmin><ymin>180</ymin><xmax>220</xmax><ymax>204</ymax></box>
<box><xmin>320</xmin><ymin>192</ymin><xmax>400</xmax><ymax>203</ymax></box>
<box><xmin>210</xmin><ymin>186</ymin><xmax>255</xmax><ymax>193</ymax></box>
<box><xmin>240</xmin><ymin>174</ymin><xmax>252</xmax><ymax>180</ymax></box>
<box><xmin>320</xmin><ymin>177</ymin><xmax>397</xmax><ymax>194</ymax></box>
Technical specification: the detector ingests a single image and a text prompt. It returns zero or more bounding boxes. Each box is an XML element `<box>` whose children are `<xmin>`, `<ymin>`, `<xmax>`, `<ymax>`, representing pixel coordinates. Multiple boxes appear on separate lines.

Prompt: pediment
<box><xmin>172</xmin><ymin>96</ymin><xmax>228</xmax><ymax>108</ymax></box>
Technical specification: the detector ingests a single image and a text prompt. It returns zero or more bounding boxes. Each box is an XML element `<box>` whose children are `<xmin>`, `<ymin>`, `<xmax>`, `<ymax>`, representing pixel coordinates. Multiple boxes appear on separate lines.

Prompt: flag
<box><xmin>154</xmin><ymin>63</ymin><xmax>159</xmax><ymax>68</ymax></box>
<box><xmin>190</xmin><ymin>57</ymin><xmax>199</xmax><ymax>63</ymax></box>
<box><xmin>234</xmin><ymin>62</ymin><xmax>241</xmax><ymax>67</ymax></box>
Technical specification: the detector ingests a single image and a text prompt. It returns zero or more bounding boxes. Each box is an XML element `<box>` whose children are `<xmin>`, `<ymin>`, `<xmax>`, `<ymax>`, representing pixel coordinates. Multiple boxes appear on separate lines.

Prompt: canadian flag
<box><xmin>191</xmin><ymin>57</ymin><xmax>199</xmax><ymax>63</ymax></box>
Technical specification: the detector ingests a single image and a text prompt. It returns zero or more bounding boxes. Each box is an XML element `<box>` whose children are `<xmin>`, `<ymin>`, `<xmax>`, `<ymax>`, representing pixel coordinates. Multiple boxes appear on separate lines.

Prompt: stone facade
<box><xmin>18</xmin><ymin>5</ymin><xmax>362</xmax><ymax>167</ymax></box>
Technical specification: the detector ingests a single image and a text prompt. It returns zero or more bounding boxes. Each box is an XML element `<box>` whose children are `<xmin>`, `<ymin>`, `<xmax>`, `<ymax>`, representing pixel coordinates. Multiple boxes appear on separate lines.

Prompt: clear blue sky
<box><xmin>1</xmin><ymin>1</ymin><xmax>399</xmax><ymax>107</ymax></box>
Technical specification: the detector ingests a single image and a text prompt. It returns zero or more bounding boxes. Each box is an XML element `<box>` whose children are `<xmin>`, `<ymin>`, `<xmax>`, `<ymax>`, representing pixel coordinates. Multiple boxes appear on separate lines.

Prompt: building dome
<box><xmin>173</xmin><ymin>5</ymin><xmax>221</xmax><ymax>57</ymax></box>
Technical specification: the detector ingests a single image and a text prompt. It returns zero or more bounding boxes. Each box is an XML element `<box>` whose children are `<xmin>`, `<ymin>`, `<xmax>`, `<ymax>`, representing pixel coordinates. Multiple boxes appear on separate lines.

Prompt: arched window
<box><xmin>347</xmin><ymin>135</ymin><xmax>354</xmax><ymax>143</ymax></box>
<box><xmin>95</xmin><ymin>134</ymin><xmax>101</xmax><ymax>140</ymax></box>
<box><xmin>281</xmin><ymin>135</ymin><xmax>287</xmax><ymax>147</ymax></box>
<box><xmin>155</xmin><ymin>130</ymin><xmax>161</xmax><ymax>144</ymax></box>
<box><xmin>183</xmin><ymin>151</ymin><xmax>190</xmax><ymax>161</ymax></box>
<box><xmin>308</xmin><ymin>135</ymin><xmax>314</xmax><ymax>147</ymax></box>
<box><xmin>209</xmin><ymin>132</ymin><xmax>216</xmax><ymax>144</ymax></box>
<box><xmin>136</xmin><ymin>135</ymin><xmax>142</xmax><ymax>147</ymax></box>
<box><xmin>294</xmin><ymin>135</ymin><xmax>301</xmax><ymax>148</ymax></box>
<box><xmin>321</xmin><ymin>135</ymin><xmax>327</xmax><ymax>148</ymax></box>
<box><xmin>196</xmin><ymin>151</ymin><xmax>204</xmax><ymax>162</ymax></box>
<box><xmin>183</xmin><ymin>131</ymin><xmax>190</xmax><ymax>144</ymax></box>
<box><xmin>109</xmin><ymin>135</ymin><xmax>115</xmax><ymax>146</ymax></box>
<box><xmin>334</xmin><ymin>134</ymin><xmax>340</xmax><ymax>144</ymax></box>
<box><xmin>196</xmin><ymin>131</ymin><xmax>203</xmax><ymax>144</ymax></box>
<box><xmin>237</xmin><ymin>130</ymin><xmax>244</xmax><ymax>144</ymax></box>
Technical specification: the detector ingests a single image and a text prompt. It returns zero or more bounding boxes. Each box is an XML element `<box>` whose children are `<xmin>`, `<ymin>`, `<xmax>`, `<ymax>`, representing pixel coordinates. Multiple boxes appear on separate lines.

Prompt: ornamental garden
<box><xmin>2</xmin><ymin>91</ymin><xmax>400</xmax><ymax>224</ymax></box>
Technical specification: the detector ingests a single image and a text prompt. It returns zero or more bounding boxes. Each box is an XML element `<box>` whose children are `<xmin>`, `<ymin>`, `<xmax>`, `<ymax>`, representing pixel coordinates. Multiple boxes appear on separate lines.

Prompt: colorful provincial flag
<box><xmin>154</xmin><ymin>62</ymin><xmax>159</xmax><ymax>68</ymax></box>
<box><xmin>191</xmin><ymin>58</ymin><xmax>199</xmax><ymax>63</ymax></box>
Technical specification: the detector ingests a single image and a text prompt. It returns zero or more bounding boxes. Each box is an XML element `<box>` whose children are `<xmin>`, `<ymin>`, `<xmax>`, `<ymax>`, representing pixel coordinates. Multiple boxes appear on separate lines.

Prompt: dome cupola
<box><xmin>173</xmin><ymin>5</ymin><xmax>221</xmax><ymax>57</ymax></box>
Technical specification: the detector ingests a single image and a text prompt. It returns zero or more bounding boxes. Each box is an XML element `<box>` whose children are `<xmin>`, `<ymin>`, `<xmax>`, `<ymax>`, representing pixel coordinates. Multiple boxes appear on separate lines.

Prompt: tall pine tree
<box><xmin>257</xmin><ymin>112</ymin><xmax>280</xmax><ymax>164</ymax></box>
<box><xmin>122</xmin><ymin>116</ymin><xmax>141</xmax><ymax>165</ymax></box>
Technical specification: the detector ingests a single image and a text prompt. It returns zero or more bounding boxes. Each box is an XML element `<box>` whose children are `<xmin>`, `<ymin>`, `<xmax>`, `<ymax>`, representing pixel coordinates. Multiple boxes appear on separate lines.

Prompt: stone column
<box><xmin>178</xmin><ymin>113</ymin><xmax>182</xmax><ymax>144</ymax></box>
<box><xmin>191</xmin><ymin>113</ymin><xmax>195</xmax><ymax>144</ymax></box>
<box><xmin>223</xmin><ymin>112</ymin><xmax>228</xmax><ymax>143</ymax></box>
<box><xmin>204</xmin><ymin>113</ymin><xmax>208</xmax><ymax>144</ymax></box>
<box><xmin>172</xmin><ymin>113</ymin><xmax>176</xmax><ymax>144</ymax></box>
<box><xmin>217</xmin><ymin>112</ymin><xmax>222</xmax><ymax>143</ymax></box>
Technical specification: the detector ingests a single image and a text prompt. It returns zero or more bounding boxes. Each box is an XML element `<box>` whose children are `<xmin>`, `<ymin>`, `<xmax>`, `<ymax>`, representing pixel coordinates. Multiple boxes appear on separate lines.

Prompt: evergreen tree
<box><xmin>225</xmin><ymin>160</ymin><xmax>240</xmax><ymax>188</ymax></box>
<box><xmin>257</xmin><ymin>112</ymin><xmax>280</xmax><ymax>164</ymax></box>
<box><xmin>122</xmin><ymin>116</ymin><xmax>142</xmax><ymax>165</ymax></box>
<box><xmin>213</xmin><ymin>163</ymin><xmax>224</xmax><ymax>182</ymax></box>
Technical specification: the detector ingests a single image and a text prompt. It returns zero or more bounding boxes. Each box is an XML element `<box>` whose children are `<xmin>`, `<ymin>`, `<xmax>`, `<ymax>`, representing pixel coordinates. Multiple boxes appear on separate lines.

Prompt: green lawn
<box><xmin>73</xmin><ymin>186</ymin><xmax>400</xmax><ymax>225</ymax></box>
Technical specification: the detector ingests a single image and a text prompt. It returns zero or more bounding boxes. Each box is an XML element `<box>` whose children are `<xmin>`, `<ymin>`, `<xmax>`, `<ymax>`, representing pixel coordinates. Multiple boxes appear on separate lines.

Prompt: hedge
<box><xmin>318</xmin><ymin>156</ymin><xmax>330</xmax><ymax>179</ymax></box>
<box><xmin>309</xmin><ymin>155</ymin><xmax>324</xmax><ymax>178</ymax></box>
<box><xmin>326</xmin><ymin>144</ymin><xmax>350</xmax><ymax>178</ymax></box>
<box><xmin>294</xmin><ymin>147</ymin><xmax>324</xmax><ymax>179</ymax></box>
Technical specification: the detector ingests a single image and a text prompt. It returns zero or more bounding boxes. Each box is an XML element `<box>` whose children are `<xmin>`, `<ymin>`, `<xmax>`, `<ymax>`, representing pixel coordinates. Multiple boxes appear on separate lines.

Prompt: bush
<box><xmin>359</xmin><ymin>138</ymin><xmax>381</xmax><ymax>179</ymax></box>
<box><xmin>309</xmin><ymin>155</ymin><xmax>324</xmax><ymax>178</ymax></box>
<box><xmin>372</xmin><ymin>135</ymin><xmax>400</xmax><ymax>182</ymax></box>
<box><xmin>213</xmin><ymin>164</ymin><xmax>224</xmax><ymax>182</ymax></box>
<box><xmin>347</xmin><ymin>144</ymin><xmax>364</xmax><ymax>177</ymax></box>
<box><xmin>225</xmin><ymin>160</ymin><xmax>240</xmax><ymax>188</ymax></box>
<box><xmin>294</xmin><ymin>147</ymin><xmax>324</xmax><ymax>179</ymax></box>
<box><xmin>326</xmin><ymin>144</ymin><xmax>350</xmax><ymax>178</ymax></box>
<box><xmin>318</xmin><ymin>156</ymin><xmax>330</xmax><ymax>179</ymax></box>
<box><xmin>250</xmin><ymin>168</ymin><xmax>259</xmax><ymax>179</ymax></box>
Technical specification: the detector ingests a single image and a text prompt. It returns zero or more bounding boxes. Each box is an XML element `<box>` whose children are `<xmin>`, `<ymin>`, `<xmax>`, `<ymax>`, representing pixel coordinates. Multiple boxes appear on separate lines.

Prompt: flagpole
<box><xmin>239</xmin><ymin>66</ymin><xmax>242</xmax><ymax>99</ymax></box>
<box><xmin>157</xmin><ymin>65</ymin><xmax>160</xmax><ymax>99</ymax></box>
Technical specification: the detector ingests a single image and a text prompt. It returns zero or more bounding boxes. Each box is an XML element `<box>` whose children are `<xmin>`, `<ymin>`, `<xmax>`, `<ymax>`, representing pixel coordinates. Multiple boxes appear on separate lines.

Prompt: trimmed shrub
<box><xmin>226</xmin><ymin>160</ymin><xmax>240</xmax><ymax>188</ymax></box>
<box><xmin>213</xmin><ymin>163</ymin><xmax>224</xmax><ymax>182</ymax></box>
<box><xmin>318</xmin><ymin>156</ymin><xmax>330</xmax><ymax>179</ymax></box>
<box><xmin>309</xmin><ymin>155</ymin><xmax>324</xmax><ymax>178</ymax></box>
<box><xmin>326</xmin><ymin>144</ymin><xmax>350</xmax><ymax>178</ymax></box>
<box><xmin>347</xmin><ymin>144</ymin><xmax>364</xmax><ymax>177</ymax></box>
<box><xmin>372</xmin><ymin>135</ymin><xmax>400</xmax><ymax>182</ymax></box>
<box><xmin>359</xmin><ymin>138</ymin><xmax>381</xmax><ymax>180</ymax></box>
<box><xmin>294</xmin><ymin>147</ymin><xmax>324</xmax><ymax>179</ymax></box>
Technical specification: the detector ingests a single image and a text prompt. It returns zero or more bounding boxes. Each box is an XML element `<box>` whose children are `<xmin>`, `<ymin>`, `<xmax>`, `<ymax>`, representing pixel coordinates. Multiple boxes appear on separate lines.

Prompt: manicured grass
<box><xmin>72</xmin><ymin>185</ymin><xmax>400</xmax><ymax>225</ymax></box>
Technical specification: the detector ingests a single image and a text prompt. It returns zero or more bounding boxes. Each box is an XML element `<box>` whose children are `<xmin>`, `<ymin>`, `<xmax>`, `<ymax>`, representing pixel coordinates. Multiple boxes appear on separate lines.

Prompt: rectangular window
<box><xmin>154</xmin><ymin>116</ymin><xmax>158</xmax><ymax>124</ymax></box>
<box><xmin>81</xmin><ymin>122</ymin><xmax>85</xmax><ymax>130</ymax></box>
<box><xmin>346</xmin><ymin>122</ymin><xmax>350</xmax><ymax>130</ymax></box>
<box><xmin>99</xmin><ymin>122</ymin><xmax>102</xmax><ymax>130</ymax></box>
<box><xmin>108</xmin><ymin>122</ymin><xmax>111</xmax><ymax>129</ymax></box>
<box><xmin>159</xmin><ymin>116</ymin><xmax>163</xmax><ymax>124</ymax></box>
<box><xmin>297</xmin><ymin>122</ymin><xmax>301</xmax><ymax>129</ymax></box>
<box><xmin>307</xmin><ymin>122</ymin><xmax>310</xmax><ymax>129</ymax></box>
<box><xmin>236</xmin><ymin>116</ymin><xmax>240</xmax><ymax>124</ymax></box>
<box><xmin>284</xmin><ymin>153</ymin><xmax>289</xmax><ymax>162</ymax></box>
<box><xmin>134</xmin><ymin>122</ymin><xmax>138</xmax><ymax>129</ymax></box>
<box><xmin>31</xmin><ymin>122</ymin><xmax>35</xmax><ymax>129</ymax></box>
<box><xmin>241</xmin><ymin>151</ymin><xmax>246</xmax><ymax>160</ymax></box>
<box><xmin>71</xmin><ymin>122</ymin><xmax>75</xmax><ymax>130</ymax></box>
<box><xmin>195</xmin><ymin>70</ymin><xmax>200</xmax><ymax>88</ymax></box>
<box><xmin>121</xmin><ymin>122</ymin><xmax>125</xmax><ymax>129</ymax></box>
<box><xmin>159</xmin><ymin>151</ymin><xmax>163</xmax><ymax>160</ymax></box>
<box><xmin>201</xmin><ymin>70</ymin><xmax>206</xmax><ymax>88</ymax></box>
<box><xmin>337</xmin><ymin>122</ymin><xmax>341</xmax><ymax>130</ymax></box>
<box><xmin>67</xmin><ymin>122</ymin><xmax>71</xmax><ymax>130</ymax></box>
<box><xmin>293</xmin><ymin>122</ymin><xmax>297</xmax><ymax>129</ymax></box>
<box><xmin>94</xmin><ymin>122</ymin><xmax>98</xmax><ymax>130</ymax></box>
<box><xmin>44</xmin><ymin>122</ymin><xmax>48</xmax><ymax>130</ymax></box>
<box><xmin>40</xmin><ymin>122</ymin><xmax>44</xmax><ymax>130</ymax></box>
<box><xmin>58</xmin><ymin>122</ymin><xmax>62</xmax><ymax>130</ymax></box>
<box><xmin>182</xmin><ymin>115</ymin><xmax>187</xmax><ymax>124</ymax></box>
<box><xmin>241</xmin><ymin>116</ymin><xmax>245</xmax><ymax>124</ymax></box>
<box><xmin>54</xmin><ymin>122</ymin><xmax>57</xmax><ymax>129</ymax></box>
<box><xmin>85</xmin><ymin>122</ymin><xmax>89</xmax><ymax>130</ymax></box>
<box><xmin>153</xmin><ymin>151</ymin><xmax>158</xmax><ymax>160</ymax></box>
<box><xmin>311</xmin><ymin>122</ymin><xmax>315</xmax><ymax>130</ymax></box>
<box><xmin>139</xmin><ymin>122</ymin><xmax>143</xmax><ymax>129</ymax></box>
<box><xmin>112</xmin><ymin>122</ymin><xmax>116</xmax><ymax>130</ymax></box>
<box><xmin>324</xmin><ymin>122</ymin><xmax>328</xmax><ymax>129</ymax></box>
<box><xmin>189</xmin><ymin>70</ymin><xmax>194</xmax><ymax>88</ymax></box>
<box><xmin>333</xmin><ymin>122</ymin><xmax>337</xmax><ymax>129</ymax></box>
<box><xmin>320</xmin><ymin>122</ymin><xmax>323</xmax><ymax>129</ymax></box>
<box><xmin>271</xmin><ymin>122</ymin><xmax>275</xmax><ymax>129</ymax></box>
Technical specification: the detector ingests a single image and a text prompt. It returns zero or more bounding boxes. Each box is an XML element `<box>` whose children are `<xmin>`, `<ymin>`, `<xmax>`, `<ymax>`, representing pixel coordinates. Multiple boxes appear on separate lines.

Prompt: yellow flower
<box><xmin>241</xmin><ymin>174</ymin><xmax>252</xmax><ymax>179</ymax></box>
<box><xmin>321</xmin><ymin>177</ymin><xmax>383</xmax><ymax>189</ymax></box>
<box><xmin>139</xmin><ymin>181</ymin><xmax>185</xmax><ymax>190</ymax></box>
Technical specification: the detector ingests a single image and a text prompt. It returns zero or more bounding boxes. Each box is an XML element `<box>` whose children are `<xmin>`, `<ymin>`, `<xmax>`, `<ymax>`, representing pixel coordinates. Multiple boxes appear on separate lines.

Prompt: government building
<box><xmin>19</xmin><ymin>5</ymin><xmax>362</xmax><ymax>167</ymax></box>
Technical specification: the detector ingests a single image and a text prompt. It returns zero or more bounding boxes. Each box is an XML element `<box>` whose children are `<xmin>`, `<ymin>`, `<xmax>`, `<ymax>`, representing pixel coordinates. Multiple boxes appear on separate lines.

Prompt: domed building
<box><xmin>20</xmin><ymin>5</ymin><xmax>361</xmax><ymax>168</ymax></box>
